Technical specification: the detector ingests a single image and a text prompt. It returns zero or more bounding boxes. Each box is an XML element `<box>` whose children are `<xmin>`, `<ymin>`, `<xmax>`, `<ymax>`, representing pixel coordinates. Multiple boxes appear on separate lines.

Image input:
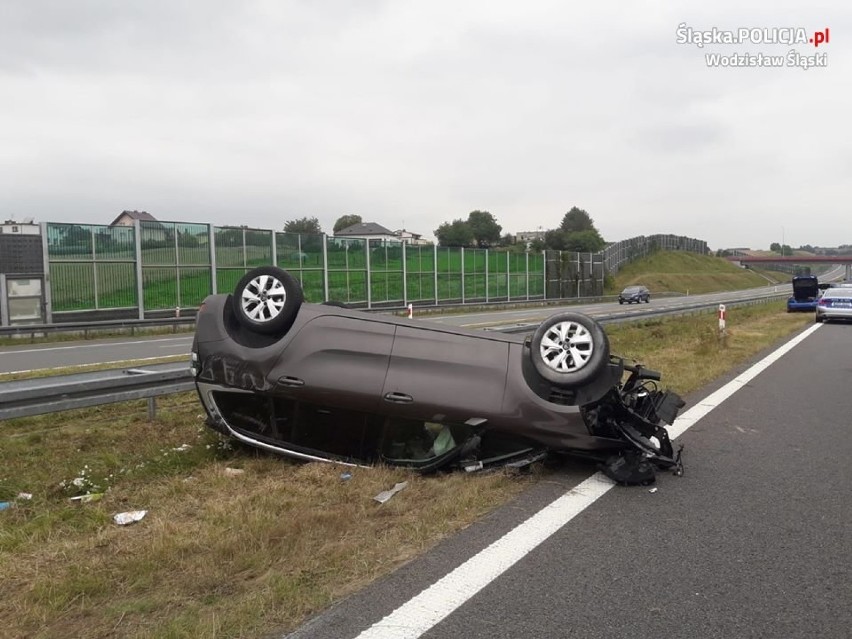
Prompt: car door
<box><xmin>267</xmin><ymin>314</ymin><xmax>395</xmax><ymax>412</ymax></box>
<box><xmin>380</xmin><ymin>325</ymin><xmax>510</xmax><ymax>423</ymax></box>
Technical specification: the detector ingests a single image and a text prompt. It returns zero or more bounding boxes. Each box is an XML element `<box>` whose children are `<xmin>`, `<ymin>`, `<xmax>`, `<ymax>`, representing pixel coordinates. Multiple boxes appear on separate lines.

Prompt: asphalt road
<box><xmin>0</xmin><ymin>285</ymin><xmax>787</xmax><ymax>373</ymax></box>
<box><xmin>285</xmin><ymin>322</ymin><xmax>851</xmax><ymax>639</ymax></box>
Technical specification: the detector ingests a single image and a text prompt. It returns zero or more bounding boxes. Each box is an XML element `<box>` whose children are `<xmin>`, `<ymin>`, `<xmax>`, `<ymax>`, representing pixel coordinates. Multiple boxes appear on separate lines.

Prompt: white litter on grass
<box><xmin>649</xmin><ymin>487</ymin><xmax>658</xmax><ymax>494</ymax></box>
<box><xmin>172</xmin><ymin>444</ymin><xmax>192</xmax><ymax>452</ymax></box>
<box><xmin>224</xmin><ymin>467</ymin><xmax>245</xmax><ymax>477</ymax></box>
<box><xmin>17</xmin><ymin>492</ymin><xmax>33</xmax><ymax>501</ymax></box>
<box><xmin>373</xmin><ymin>481</ymin><xmax>408</xmax><ymax>504</ymax></box>
<box><xmin>70</xmin><ymin>493</ymin><xmax>103</xmax><ymax>503</ymax></box>
<box><xmin>114</xmin><ymin>510</ymin><xmax>147</xmax><ymax>526</ymax></box>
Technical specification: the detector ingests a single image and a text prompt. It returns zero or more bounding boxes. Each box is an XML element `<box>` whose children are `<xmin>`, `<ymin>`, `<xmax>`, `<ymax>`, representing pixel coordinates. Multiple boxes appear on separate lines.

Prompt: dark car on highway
<box><xmin>618</xmin><ymin>285</ymin><xmax>651</xmax><ymax>304</ymax></box>
<box><xmin>191</xmin><ymin>267</ymin><xmax>684</xmax><ymax>483</ymax></box>
<box><xmin>787</xmin><ymin>275</ymin><xmax>820</xmax><ymax>312</ymax></box>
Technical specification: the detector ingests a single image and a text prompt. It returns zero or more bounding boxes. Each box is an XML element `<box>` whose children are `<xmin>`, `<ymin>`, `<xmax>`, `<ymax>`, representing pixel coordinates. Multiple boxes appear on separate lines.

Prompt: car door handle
<box><xmin>277</xmin><ymin>376</ymin><xmax>305</xmax><ymax>388</ymax></box>
<box><xmin>384</xmin><ymin>392</ymin><xmax>413</xmax><ymax>404</ymax></box>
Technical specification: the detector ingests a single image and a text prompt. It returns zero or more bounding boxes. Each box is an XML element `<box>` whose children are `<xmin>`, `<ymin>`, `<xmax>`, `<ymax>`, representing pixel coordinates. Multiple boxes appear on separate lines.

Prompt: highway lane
<box><xmin>0</xmin><ymin>285</ymin><xmax>789</xmax><ymax>374</ymax></box>
<box><xmin>285</xmin><ymin>321</ymin><xmax>851</xmax><ymax>639</ymax></box>
<box><xmin>0</xmin><ymin>335</ymin><xmax>194</xmax><ymax>374</ymax></box>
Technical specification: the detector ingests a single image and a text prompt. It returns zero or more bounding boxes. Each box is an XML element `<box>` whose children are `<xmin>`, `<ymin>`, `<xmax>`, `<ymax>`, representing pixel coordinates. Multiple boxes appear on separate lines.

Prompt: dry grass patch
<box><xmin>0</xmin><ymin>300</ymin><xmax>814</xmax><ymax>638</ymax></box>
<box><xmin>0</xmin><ymin>399</ymin><xmax>533</xmax><ymax>638</ymax></box>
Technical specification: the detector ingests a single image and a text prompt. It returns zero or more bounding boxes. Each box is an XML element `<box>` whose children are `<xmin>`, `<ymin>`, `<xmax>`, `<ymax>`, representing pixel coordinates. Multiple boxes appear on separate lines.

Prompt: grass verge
<box><xmin>0</xmin><ymin>301</ymin><xmax>812</xmax><ymax>638</ymax></box>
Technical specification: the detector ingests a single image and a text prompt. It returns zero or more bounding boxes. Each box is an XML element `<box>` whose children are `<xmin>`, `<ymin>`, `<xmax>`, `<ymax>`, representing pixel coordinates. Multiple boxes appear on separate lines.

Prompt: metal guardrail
<box><xmin>489</xmin><ymin>292</ymin><xmax>787</xmax><ymax>333</ymax></box>
<box><xmin>0</xmin><ymin>316</ymin><xmax>197</xmax><ymax>340</ymax></box>
<box><xmin>0</xmin><ymin>292</ymin><xmax>788</xmax><ymax>421</ymax></box>
<box><xmin>0</xmin><ymin>362</ymin><xmax>194</xmax><ymax>420</ymax></box>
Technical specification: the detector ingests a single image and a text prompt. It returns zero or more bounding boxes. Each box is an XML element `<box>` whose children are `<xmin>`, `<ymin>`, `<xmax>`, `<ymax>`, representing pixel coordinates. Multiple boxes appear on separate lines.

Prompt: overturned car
<box><xmin>192</xmin><ymin>267</ymin><xmax>685</xmax><ymax>484</ymax></box>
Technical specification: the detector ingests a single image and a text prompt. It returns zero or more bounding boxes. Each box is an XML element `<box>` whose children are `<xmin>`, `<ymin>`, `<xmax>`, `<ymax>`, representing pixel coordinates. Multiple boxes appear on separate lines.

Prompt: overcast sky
<box><xmin>1</xmin><ymin>1</ymin><xmax>848</xmax><ymax>250</ymax></box>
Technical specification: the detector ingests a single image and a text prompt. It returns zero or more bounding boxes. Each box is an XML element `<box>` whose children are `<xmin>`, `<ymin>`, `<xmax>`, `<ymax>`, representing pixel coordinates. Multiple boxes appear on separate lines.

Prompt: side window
<box><xmin>381</xmin><ymin>418</ymin><xmax>472</xmax><ymax>464</ymax></box>
<box><xmin>289</xmin><ymin>403</ymin><xmax>385</xmax><ymax>463</ymax></box>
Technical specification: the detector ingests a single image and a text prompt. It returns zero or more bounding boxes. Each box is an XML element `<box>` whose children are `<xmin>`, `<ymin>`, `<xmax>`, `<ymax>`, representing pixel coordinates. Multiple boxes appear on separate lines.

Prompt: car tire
<box><xmin>233</xmin><ymin>266</ymin><xmax>303</xmax><ymax>335</ymax></box>
<box><xmin>530</xmin><ymin>312</ymin><xmax>610</xmax><ymax>388</ymax></box>
<box><xmin>619</xmin><ymin>300</ymin><xmax>624</xmax><ymax>305</ymax></box>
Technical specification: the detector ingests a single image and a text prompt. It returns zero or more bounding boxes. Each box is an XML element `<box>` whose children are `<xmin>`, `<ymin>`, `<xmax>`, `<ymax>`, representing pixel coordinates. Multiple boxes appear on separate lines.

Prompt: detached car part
<box><xmin>192</xmin><ymin>267</ymin><xmax>685</xmax><ymax>484</ymax></box>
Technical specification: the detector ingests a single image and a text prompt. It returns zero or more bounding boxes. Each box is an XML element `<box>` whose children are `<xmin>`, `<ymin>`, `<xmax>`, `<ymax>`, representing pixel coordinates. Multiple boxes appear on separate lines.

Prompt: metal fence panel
<box><xmin>39</xmin><ymin>222</ymin><xmax>707</xmax><ymax>316</ymax></box>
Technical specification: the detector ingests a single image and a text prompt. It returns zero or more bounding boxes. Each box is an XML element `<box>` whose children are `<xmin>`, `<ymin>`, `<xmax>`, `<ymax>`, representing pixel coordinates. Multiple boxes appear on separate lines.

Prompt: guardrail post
<box><xmin>134</xmin><ymin>219</ymin><xmax>145</xmax><ymax>320</ymax></box>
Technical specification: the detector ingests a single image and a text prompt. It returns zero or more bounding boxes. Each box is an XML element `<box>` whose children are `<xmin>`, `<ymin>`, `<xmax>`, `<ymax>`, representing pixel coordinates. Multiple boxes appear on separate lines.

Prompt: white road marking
<box><xmin>353</xmin><ymin>323</ymin><xmax>822</xmax><ymax>639</ymax></box>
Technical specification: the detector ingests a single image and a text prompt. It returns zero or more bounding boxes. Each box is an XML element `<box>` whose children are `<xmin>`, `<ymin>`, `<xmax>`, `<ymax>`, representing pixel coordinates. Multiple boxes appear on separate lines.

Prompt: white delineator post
<box><xmin>407</xmin><ymin>303</ymin><xmax>413</xmax><ymax>319</ymax></box>
<box><xmin>718</xmin><ymin>304</ymin><xmax>727</xmax><ymax>333</ymax></box>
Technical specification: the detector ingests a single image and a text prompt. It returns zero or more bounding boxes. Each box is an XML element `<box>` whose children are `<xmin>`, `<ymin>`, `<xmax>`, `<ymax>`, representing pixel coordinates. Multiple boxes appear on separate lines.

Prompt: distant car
<box><xmin>787</xmin><ymin>275</ymin><xmax>820</xmax><ymax>312</ymax></box>
<box><xmin>618</xmin><ymin>285</ymin><xmax>651</xmax><ymax>305</ymax></box>
<box><xmin>191</xmin><ymin>266</ymin><xmax>685</xmax><ymax>483</ymax></box>
<box><xmin>815</xmin><ymin>287</ymin><xmax>852</xmax><ymax>323</ymax></box>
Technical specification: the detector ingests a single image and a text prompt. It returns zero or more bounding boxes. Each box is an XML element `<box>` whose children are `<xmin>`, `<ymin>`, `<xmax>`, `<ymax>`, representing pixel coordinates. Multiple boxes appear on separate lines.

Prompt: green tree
<box><xmin>467</xmin><ymin>210</ymin><xmax>502</xmax><ymax>247</ymax></box>
<box><xmin>284</xmin><ymin>217</ymin><xmax>323</xmax><ymax>234</ymax></box>
<box><xmin>564</xmin><ymin>229</ymin><xmax>605</xmax><ymax>253</ymax></box>
<box><xmin>544</xmin><ymin>229</ymin><xmax>568</xmax><ymax>251</ymax></box>
<box><xmin>333</xmin><ymin>214</ymin><xmax>362</xmax><ymax>233</ymax></box>
<box><xmin>560</xmin><ymin>207</ymin><xmax>596</xmax><ymax>233</ymax></box>
<box><xmin>434</xmin><ymin>219</ymin><xmax>474</xmax><ymax>247</ymax></box>
<box><xmin>770</xmin><ymin>242</ymin><xmax>781</xmax><ymax>252</ymax></box>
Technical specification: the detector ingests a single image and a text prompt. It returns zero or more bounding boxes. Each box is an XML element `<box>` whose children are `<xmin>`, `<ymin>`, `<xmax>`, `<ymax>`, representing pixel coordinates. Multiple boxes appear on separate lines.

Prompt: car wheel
<box><xmin>233</xmin><ymin>266</ymin><xmax>303</xmax><ymax>335</ymax></box>
<box><xmin>619</xmin><ymin>300</ymin><xmax>624</xmax><ymax>305</ymax></box>
<box><xmin>645</xmin><ymin>296</ymin><xmax>650</xmax><ymax>303</ymax></box>
<box><xmin>530</xmin><ymin>312</ymin><xmax>610</xmax><ymax>388</ymax></box>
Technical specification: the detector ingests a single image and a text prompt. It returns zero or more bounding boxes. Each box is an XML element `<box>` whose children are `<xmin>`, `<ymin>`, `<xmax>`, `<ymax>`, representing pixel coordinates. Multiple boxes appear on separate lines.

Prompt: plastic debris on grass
<box><xmin>114</xmin><ymin>510</ymin><xmax>148</xmax><ymax>525</ymax></box>
<box><xmin>373</xmin><ymin>481</ymin><xmax>408</xmax><ymax>504</ymax></box>
<box><xmin>224</xmin><ymin>467</ymin><xmax>245</xmax><ymax>477</ymax></box>
<box><xmin>70</xmin><ymin>493</ymin><xmax>104</xmax><ymax>503</ymax></box>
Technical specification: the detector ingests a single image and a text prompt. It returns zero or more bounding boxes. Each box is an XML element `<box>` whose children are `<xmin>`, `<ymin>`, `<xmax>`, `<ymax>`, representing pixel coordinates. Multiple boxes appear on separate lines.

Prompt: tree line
<box><xmin>282</xmin><ymin>206</ymin><xmax>606</xmax><ymax>252</ymax></box>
